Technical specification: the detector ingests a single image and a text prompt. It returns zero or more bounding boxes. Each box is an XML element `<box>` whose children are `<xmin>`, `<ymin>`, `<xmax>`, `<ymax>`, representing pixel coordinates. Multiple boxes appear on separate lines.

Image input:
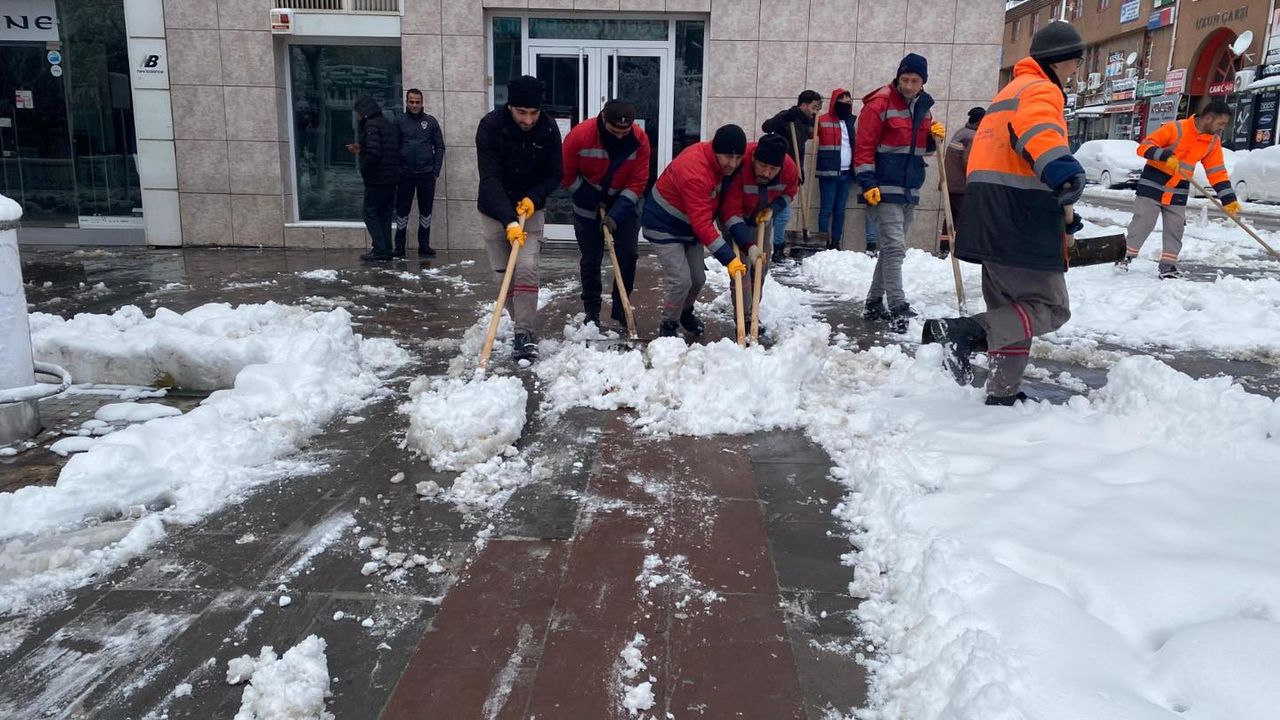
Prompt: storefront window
<box><xmin>492</xmin><ymin>17</ymin><xmax>522</xmax><ymax>109</ymax></box>
<box><xmin>673</xmin><ymin>20</ymin><xmax>704</xmax><ymax>157</ymax></box>
<box><xmin>528</xmin><ymin>18</ymin><xmax>667</xmax><ymax>41</ymax></box>
<box><xmin>290</xmin><ymin>45</ymin><xmax>402</xmax><ymax>221</ymax></box>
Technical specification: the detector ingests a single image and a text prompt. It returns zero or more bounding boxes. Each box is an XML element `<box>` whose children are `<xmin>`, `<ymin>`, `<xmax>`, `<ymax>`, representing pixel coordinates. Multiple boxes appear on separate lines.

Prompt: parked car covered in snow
<box><xmin>1074</xmin><ymin>139</ymin><xmax>1145</xmax><ymax>188</ymax></box>
<box><xmin>1192</xmin><ymin>147</ymin><xmax>1242</xmax><ymax>193</ymax></box>
<box><xmin>1230</xmin><ymin>145</ymin><xmax>1280</xmax><ymax>204</ymax></box>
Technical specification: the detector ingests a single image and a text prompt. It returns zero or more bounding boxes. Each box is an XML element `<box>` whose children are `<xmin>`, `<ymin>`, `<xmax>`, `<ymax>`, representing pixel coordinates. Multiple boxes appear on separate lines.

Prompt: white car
<box><xmin>1074</xmin><ymin>139</ymin><xmax>1146</xmax><ymax>188</ymax></box>
<box><xmin>1192</xmin><ymin>147</ymin><xmax>1242</xmax><ymax>190</ymax></box>
<box><xmin>1231</xmin><ymin>145</ymin><xmax>1280</xmax><ymax>204</ymax></box>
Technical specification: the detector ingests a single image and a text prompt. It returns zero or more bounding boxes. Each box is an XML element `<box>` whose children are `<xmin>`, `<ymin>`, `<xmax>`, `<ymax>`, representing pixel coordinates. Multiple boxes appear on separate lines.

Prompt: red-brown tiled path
<box><xmin>382</xmin><ymin>413</ymin><xmax>866</xmax><ymax>719</ymax></box>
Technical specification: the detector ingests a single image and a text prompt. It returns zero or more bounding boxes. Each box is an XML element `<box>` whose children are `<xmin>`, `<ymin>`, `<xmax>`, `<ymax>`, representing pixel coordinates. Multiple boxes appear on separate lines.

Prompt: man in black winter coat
<box><xmin>475</xmin><ymin>75</ymin><xmax>563</xmax><ymax>362</ymax></box>
<box><xmin>761</xmin><ymin>89</ymin><xmax>822</xmax><ymax>255</ymax></box>
<box><xmin>394</xmin><ymin>88</ymin><xmax>445</xmax><ymax>258</ymax></box>
<box><xmin>349</xmin><ymin>95</ymin><xmax>400</xmax><ymax>262</ymax></box>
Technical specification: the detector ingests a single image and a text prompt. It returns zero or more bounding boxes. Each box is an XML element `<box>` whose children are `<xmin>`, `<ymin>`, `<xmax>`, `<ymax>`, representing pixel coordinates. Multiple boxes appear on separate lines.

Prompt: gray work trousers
<box><xmin>652</xmin><ymin>242</ymin><xmax>706</xmax><ymax>323</ymax></box>
<box><xmin>865</xmin><ymin>202</ymin><xmax>914</xmax><ymax>309</ymax></box>
<box><xmin>1125</xmin><ymin>195</ymin><xmax>1187</xmax><ymax>271</ymax></box>
<box><xmin>481</xmin><ymin>211</ymin><xmax>544</xmax><ymax>336</ymax></box>
<box><xmin>972</xmin><ymin>260</ymin><xmax>1071</xmax><ymax>397</ymax></box>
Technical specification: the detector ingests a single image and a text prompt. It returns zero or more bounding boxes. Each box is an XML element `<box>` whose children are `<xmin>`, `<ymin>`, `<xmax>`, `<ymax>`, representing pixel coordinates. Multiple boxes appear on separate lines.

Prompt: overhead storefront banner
<box><xmin>0</xmin><ymin>0</ymin><xmax>59</xmax><ymax>41</ymax></box>
<box><xmin>1165</xmin><ymin>68</ymin><xmax>1187</xmax><ymax>94</ymax></box>
<box><xmin>1121</xmin><ymin>0</ymin><xmax>1141</xmax><ymax>24</ymax></box>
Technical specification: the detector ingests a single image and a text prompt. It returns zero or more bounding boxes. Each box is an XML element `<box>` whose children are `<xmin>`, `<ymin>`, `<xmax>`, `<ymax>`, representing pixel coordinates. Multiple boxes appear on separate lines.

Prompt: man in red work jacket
<box><xmin>718</xmin><ymin>134</ymin><xmax>799</xmax><ymax>334</ymax></box>
<box><xmin>561</xmin><ymin>99</ymin><xmax>651</xmax><ymax>327</ymax></box>
<box><xmin>1119</xmin><ymin>100</ymin><xmax>1240</xmax><ymax>279</ymax></box>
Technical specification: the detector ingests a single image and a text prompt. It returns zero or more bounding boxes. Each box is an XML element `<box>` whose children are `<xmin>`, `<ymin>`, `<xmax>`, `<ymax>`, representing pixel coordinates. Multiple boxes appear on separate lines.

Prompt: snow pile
<box><xmin>0</xmin><ymin>304</ymin><xmax>406</xmax><ymax>613</ymax></box>
<box><xmin>0</xmin><ymin>192</ymin><xmax>20</xmax><ymax>221</ymax></box>
<box><xmin>93</xmin><ymin>402</ymin><xmax>182</xmax><ymax>423</ymax></box>
<box><xmin>402</xmin><ymin>373</ymin><xmax>528</xmax><ymax>471</ymax></box>
<box><xmin>28</xmin><ymin>302</ymin><xmax>408</xmax><ymax>389</ymax></box>
<box><xmin>226</xmin><ymin>635</ymin><xmax>334</xmax><ymax>720</ymax></box>
<box><xmin>617</xmin><ymin>633</ymin><xmax>654</xmax><ymax>714</ymax></box>
<box><xmin>296</xmin><ymin>269</ymin><xmax>340</xmax><ymax>282</ymax></box>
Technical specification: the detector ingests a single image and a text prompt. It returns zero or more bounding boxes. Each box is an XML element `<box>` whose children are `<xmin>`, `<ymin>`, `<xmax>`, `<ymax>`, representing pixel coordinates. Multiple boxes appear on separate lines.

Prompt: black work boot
<box><xmin>679</xmin><ymin>309</ymin><xmax>704</xmax><ymax>336</ymax></box>
<box><xmin>418</xmin><ymin>237</ymin><xmax>437</xmax><ymax>257</ymax></box>
<box><xmin>985</xmin><ymin>391</ymin><xmax>1029</xmax><ymax>406</ymax></box>
<box><xmin>512</xmin><ymin>332</ymin><xmax>538</xmax><ymax>362</ymax></box>
<box><xmin>888</xmin><ymin>303</ymin><xmax>918</xmax><ymax>333</ymax></box>
<box><xmin>393</xmin><ymin>229</ymin><xmax>407</xmax><ymax>258</ymax></box>
<box><xmin>921</xmin><ymin>317</ymin><xmax>988</xmax><ymax>385</ymax></box>
<box><xmin>862</xmin><ymin>298</ymin><xmax>891</xmax><ymax>322</ymax></box>
<box><xmin>583</xmin><ymin>310</ymin><xmax>600</xmax><ymax>327</ymax></box>
<box><xmin>659</xmin><ymin>319</ymin><xmax>680</xmax><ymax>338</ymax></box>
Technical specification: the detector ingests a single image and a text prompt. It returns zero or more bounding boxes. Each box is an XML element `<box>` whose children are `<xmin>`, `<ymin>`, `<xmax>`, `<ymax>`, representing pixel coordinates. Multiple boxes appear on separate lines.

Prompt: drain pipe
<box><xmin>0</xmin><ymin>194</ymin><xmax>70</xmax><ymax>445</ymax></box>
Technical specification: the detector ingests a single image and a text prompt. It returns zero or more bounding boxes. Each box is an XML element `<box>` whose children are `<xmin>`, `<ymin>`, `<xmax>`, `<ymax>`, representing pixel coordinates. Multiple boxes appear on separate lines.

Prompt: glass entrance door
<box><xmin>529</xmin><ymin>44</ymin><xmax>671</xmax><ymax>240</ymax></box>
<box><xmin>1</xmin><ymin>43</ymin><xmax>76</xmax><ymax>226</ymax></box>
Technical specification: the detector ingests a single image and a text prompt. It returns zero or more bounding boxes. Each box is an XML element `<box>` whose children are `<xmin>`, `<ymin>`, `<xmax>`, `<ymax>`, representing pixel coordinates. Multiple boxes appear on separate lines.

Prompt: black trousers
<box><xmin>363</xmin><ymin>183</ymin><xmax>397</xmax><ymax>256</ymax></box>
<box><xmin>394</xmin><ymin>173</ymin><xmax>437</xmax><ymax>251</ymax></box>
<box><xmin>574</xmin><ymin>213</ymin><xmax>639</xmax><ymax>319</ymax></box>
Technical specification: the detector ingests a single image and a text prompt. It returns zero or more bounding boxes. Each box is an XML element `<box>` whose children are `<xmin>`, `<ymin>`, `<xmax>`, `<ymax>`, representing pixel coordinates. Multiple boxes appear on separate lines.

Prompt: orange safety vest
<box><xmin>1136</xmin><ymin>117</ymin><xmax>1235</xmax><ymax>207</ymax></box>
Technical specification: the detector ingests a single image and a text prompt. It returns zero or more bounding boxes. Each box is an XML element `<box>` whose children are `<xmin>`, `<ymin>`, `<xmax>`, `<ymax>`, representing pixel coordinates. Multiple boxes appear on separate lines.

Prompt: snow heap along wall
<box><xmin>0</xmin><ymin>302</ymin><xmax>409</xmax><ymax>614</ymax></box>
<box><xmin>0</xmin><ymin>193</ymin><xmax>41</xmax><ymax>443</ymax></box>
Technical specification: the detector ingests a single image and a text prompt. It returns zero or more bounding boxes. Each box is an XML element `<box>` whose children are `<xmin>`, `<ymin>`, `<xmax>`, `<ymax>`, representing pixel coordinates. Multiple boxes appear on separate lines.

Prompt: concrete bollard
<box><xmin>0</xmin><ymin>193</ymin><xmax>42</xmax><ymax>444</ymax></box>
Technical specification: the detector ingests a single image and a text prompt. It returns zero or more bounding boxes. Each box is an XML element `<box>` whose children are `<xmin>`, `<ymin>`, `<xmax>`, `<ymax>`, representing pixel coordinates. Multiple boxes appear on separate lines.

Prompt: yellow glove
<box><xmin>863</xmin><ymin>187</ymin><xmax>881</xmax><ymax>206</ymax></box>
<box><xmin>754</xmin><ymin>207</ymin><xmax>773</xmax><ymax>224</ymax></box>
<box><xmin>931</xmin><ymin>121</ymin><xmax>946</xmax><ymax>140</ymax></box>
<box><xmin>505</xmin><ymin>222</ymin><xmax>525</xmax><ymax>247</ymax></box>
<box><xmin>516</xmin><ymin>197</ymin><xmax>535</xmax><ymax>218</ymax></box>
<box><xmin>1163</xmin><ymin>155</ymin><xmax>1180</xmax><ymax>174</ymax></box>
<box><xmin>1224</xmin><ymin>201</ymin><xmax>1241</xmax><ymax>217</ymax></box>
<box><xmin>727</xmin><ymin>257</ymin><xmax>748</xmax><ymax>278</ymax></box>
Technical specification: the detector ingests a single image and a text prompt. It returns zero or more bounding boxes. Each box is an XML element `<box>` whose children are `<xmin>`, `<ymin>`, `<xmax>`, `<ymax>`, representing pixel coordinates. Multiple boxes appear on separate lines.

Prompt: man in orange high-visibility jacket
<box><xmin>1118</xmin><ymin>100</ymin><xmax>1240</xmax><ymax>279</ymax></box>
<box><xmin>921</xmin><ymin>21</ymin><xmax>1087</xmax><ymax>406</ymax></box>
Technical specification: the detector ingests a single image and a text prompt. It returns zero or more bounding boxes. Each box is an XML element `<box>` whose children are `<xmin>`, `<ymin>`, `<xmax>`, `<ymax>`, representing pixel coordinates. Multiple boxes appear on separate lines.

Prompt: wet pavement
<box><xmin>2</xmin><ymin>243</ymin><xmax>1278</xmax><ymax>719</ymax></box>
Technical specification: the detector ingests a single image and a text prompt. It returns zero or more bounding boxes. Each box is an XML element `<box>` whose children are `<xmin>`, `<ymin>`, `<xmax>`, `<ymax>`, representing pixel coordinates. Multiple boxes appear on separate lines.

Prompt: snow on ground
<box><xmin>529</xmin><ymin>248</ymin><xmax>1280</xmax><ymax>719</ymax></box>
<box><xmin>226</xmin><ymin>635</ymin><xmax>333</xmax><ymax>720</ymax></box>
<box><xmin>93</xmin><ymin>402</ymin><xmax>182</xmax><ymax>423</ymax></box>
<box><xmin>296</xmin><ymin>269</ymin><xmax>340</xmax><ymax>282</ymax></box>
<box><xmin>1083</xmin><ymin>184</ymin><xmax>1280</xmax><ymax>218</ymax></box>
<box><xmin>402</xmin><ymin>373</ymin><xmax>527</xmax><ymax>471</ymax></box>
<box><xmin>1</xmin><ymin>303</ymin><xmax>408</xmax><ymax>614</ymax></box>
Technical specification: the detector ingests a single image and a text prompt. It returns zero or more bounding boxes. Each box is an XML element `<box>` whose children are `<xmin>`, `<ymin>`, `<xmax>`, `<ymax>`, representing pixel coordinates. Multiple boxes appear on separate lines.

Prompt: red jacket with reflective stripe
<box><xmin>853</xmin><ymin>83</ymin><xmax>936</xmax><ymax>204</ymax></box>
<box><xmin>561</xmin><ymin>115</ymin><xmax>652</xmax><ymax>221</ymax></box>
<box><xmin>1136</xmin><ymin>118</ymin><xmax>1236</xmax><ymax>207</ymax></box>
<box><xmin>718</xmin><ymin>142</ymin><xmax>799</xmax><ymax>248</ymax></box>
<box><xmin>641</xmin><ymin>142</ymin><xmax>734</xmax><ymax>264</ymax></box>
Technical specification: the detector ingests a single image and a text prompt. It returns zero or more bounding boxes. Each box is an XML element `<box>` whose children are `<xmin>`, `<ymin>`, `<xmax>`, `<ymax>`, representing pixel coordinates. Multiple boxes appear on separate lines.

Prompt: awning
<box><xmin>1075</xmin><ymin>104</ymin><xmax>1107</xmax><ymax>118</ymax></box>
<box><xmin>1246</xmin><ymin>75</ymin><xmax>1280</xmax><ymax>93</ymax></box>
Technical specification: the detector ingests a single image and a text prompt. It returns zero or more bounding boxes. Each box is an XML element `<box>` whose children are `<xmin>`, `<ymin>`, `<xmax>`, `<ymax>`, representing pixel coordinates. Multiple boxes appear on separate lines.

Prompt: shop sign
<box><xmin>1107</xmin><ymin>103</ymin><xmax>1136</xmax><ymax>114</ymax></box>
<box><xmin>1148</xmin><ymin>7</ymin><xmax>1175</xmax><ymax>30</ymax></box>
<box><xmin>1165</xmin><ymin>68</ymin><xmax>1186</xmax><ymax>94</ymax></box>
<box><xmin>1140</xmin><ymin>81</ymin><xmax>1166</xmax><ymax>98</ymax></box>
<box><xmin>1208</xmin><ymin>80</ymin><xmax>1236</xmax><ymax>95</ymax></box>
<box><xmin>1195</xmin><ymin>6</ymin><xmax>1248</xmax><ymax>32</ymax></box>
<box><xmin>1148</xmin><ymin>94</ymin><xmax>1180</xmax><ymax>126</ymax></box>
<box><xmin>1260</xmin><ymin>63</ymin><xmax>1280</xmax><ymax>80</ymax></box>
<box><xmin>1113</xmin><ymin>90</ymin><xmax>1136</xmax><ymax>101</ymax></box>
<box><xmin>1106</xmin><ymin>51</ymin><xmax>1127</xmax><ymax>78</ymax></box>
<box><xmin>0</xmin><ymin>0</ymin><xmax>58</xmax><ymax>42</ymax></box>
<box><xmin>1234</xmin><ymin>94</ymin><xmax>1255</xmax><ymax>147</ymax></box>
<box><xmin>1152</xmin><ymin>0</ymin><xmax>1175</xmax><ymax>7</ymax></box>
<box><xmin>1112</xmin><ymin>77</ymin><xmax>1138</xmax><ymax>92</ymax></box>
<box><xmin>1120</xmin><ymin>0</ymin><xmax>1140</xmax><ymax>24</ymax></box>
<box><xmin>1252</xmin><ymin>91</ymin><xmax>1278</xmax><ymax>147</ymax></box>
<box><xmin>129</xmin><ymin>38</ymin><xmax>169</xmax><ymax>90</ymax></box>
<box><xmin>14</xmin><ymin>90</ymin><xmax>34</xmax><ymax>109</ymax></box>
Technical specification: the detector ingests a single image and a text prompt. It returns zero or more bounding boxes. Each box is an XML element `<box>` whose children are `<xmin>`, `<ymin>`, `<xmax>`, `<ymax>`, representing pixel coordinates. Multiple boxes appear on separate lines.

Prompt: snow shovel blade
<box><xmin>1068</xmin><ymin>231</ymin><xmax>1127</xmax><ymax>267</ymax></box>
<box><xmin>584</xmin><ymin>334</ymin><xmax>651</xmax><ymax>349</ymax></box>
<box><xmin>785</xmin><ymin>229</ymin><xmax>830</xmax><ymax>258</ymax></box>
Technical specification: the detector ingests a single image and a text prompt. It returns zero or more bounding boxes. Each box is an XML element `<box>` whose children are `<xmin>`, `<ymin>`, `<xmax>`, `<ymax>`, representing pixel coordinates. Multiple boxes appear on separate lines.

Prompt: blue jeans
<box><xmin>818</xmin><ymin>174</ymin><xmax>853</xmax><ymax>248</ymax></box>
<box><xmin>864</xmin><ymin>206</ymin><xmax>879</xmax><ymax>249</ymax></box>
<box><xmin>772</xmin><ymin>202</ymin><xmax>790</xmax><ymax>252</ymax></box>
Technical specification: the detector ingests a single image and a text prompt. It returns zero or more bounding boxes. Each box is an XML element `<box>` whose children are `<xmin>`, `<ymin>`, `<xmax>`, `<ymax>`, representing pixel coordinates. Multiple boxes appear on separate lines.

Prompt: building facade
<box><xmin>1003</xmin><ymin>0</ymin><xmax>1280</xmax><ymax>149</ymax></box>
<box><xmin>4</xmin><ymin>0</ymin><xmax>1005</xmax><ymax>250</ymax></box>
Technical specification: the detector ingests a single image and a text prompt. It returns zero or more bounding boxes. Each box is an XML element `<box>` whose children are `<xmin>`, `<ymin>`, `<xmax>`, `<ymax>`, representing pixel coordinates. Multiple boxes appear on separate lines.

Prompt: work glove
<box><xmin>1224</xmin><ymin>201</ymin><xmax>1241</xmax><ymax>217</ymax></box>
<box><xmin>931</xmin><ymin>121</ymin><xmax>946</xmax><ymax>140</ymax></box>
<box><xmin>748</xmin><ymin>245</ymin><xmax>763</xmax><ymax>266</ymax></box>
<box><xmin>754</xmin><ymin>207</ymin><xmax>773</xmax><ymax>225</ymax></box>
<box><xmin>1054</xmin><ymin>174</ymin><xmax>1086</xmax><ymax>207</ymax></box>
<box><xmin>863</xmin><ymin>187</ymin><xmax>881</xmax><ymax>206</ymax></box>
<box><xmin>727</xmin><ymin>257</ymin><xmax>748</xmax><ymax>279</ymax></box>
<box><xmin>1064</xmin><ymin>214</ymin><xmax>1084</xmax><ymax>235</ymax></box>
<box><xmin>505</xmin><ymin>222</ymin><xmax>526</xmax><ymax>247</ymax></box>
<box><xmin>516</xmin><ymin>197</ymin><xmax>535</xmax><ymax>218</ymax></box>
<box><xmin>1163</xmin><ymin>155</ymin><xmax>1180</xmax><ymax>174</ymax></box>
<box><xmin>601</xmin><ymin>213</ymin><xmax>618</xmax><ymax>234</ymax></box>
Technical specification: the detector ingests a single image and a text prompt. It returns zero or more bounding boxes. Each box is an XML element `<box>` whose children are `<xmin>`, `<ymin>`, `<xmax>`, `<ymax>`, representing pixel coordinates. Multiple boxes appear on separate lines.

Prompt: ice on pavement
<box><xmin>226</xmin><ymin>635</ymin><xmax>333</xmax><ymax>720</ymax></box>
<box><xmin>1</xmin><ymin>303</ymin><xmax>407</xmax><ymax>613</ymax></box>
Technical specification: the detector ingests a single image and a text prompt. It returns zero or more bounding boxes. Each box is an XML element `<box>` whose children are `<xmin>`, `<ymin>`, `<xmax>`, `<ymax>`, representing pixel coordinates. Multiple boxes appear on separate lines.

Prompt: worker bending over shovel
<box><xmin>717</xmin><ymin>133</ymin><xmax>799</xmax><ymax>339</ymax></box>
<box><xmin>641</xmin><ymin>125</ymin><xmax>748</xmax><ymax>339</ymax></box>
<box><xmin>922</xmin><ymin>21</ymin><xmax>1088</xmax><ymax>406</ymax></box>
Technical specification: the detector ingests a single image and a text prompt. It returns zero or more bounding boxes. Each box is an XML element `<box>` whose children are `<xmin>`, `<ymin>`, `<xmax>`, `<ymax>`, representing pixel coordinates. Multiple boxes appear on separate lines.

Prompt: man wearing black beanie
<box><xmin>716</xmin><ymin>133</ymin><xmax>799</xmax><ymax>334</ymax></box>
<box><xmin>924</xmin><ymin>21</ymin><xmax>1088</xmax><ymax>406</ymax></box>
<box><xmin>641</xmin><ymin>125</ymin><xmax>747</xmax><ymax>338</ymax></box>
<box><xmin>475</xmin><ymin>74</ymin><xmax>563</xmax><ymax>362</ymax></box>
<box><xmin>940</xmin><ymin>106</ymin><xmax>986</xmax><ymax>253</ymax></box>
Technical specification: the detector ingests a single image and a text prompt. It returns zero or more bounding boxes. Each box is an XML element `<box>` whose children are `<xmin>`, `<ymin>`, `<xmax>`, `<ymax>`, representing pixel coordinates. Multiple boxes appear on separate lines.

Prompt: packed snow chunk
<box><xmin>172</xmin><ymin>682</ymin><xmax>193</xmax><ymax>698</ymax></box>
<box><xmin>402</xmin><ymin>373</ymin><xmax>528</xmax><ymax>472</ymax></box>
<box><xmin>48</xmin><ymin>437</ymin><xmax>95</xmax><ymax>456</ymax></box>
<box><xmin>296</xmin><ymin>269</ymin><xmax>340</xmax><ymax>282</ymax></box>
<box><xmin>93</xmin><ymin>402</ymin><xmax>182</xmax><ymax>423</ymax></box>
<box><xmin>228</xmin><ymin>635</ymin><xmax>334</xmax><ymax>720</ymax></box>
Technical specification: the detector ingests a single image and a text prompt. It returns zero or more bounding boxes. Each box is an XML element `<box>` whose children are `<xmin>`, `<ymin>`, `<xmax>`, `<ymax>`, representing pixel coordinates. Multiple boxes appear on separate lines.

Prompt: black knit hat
<box><xmin>711</xmin><ymin>124</ymin><xmax>747</xmax><ymax>155</ymax></box>
<box><xmin>967</xmin><ymin>106</ymin><xmax>986</xmax><ymax>126</ymax></box>
<box><xmin>754</xmin><ymin>134</ymin><xmax>788</xmax><ymax>167</ymax></box>
<box><xmin>602</xmin><ymin>99</ymin><xmax>636</xmax><ymax>128</ymax></box>
<box><xmin>1031</xmin><ymin>21</ymin><xmax>1085</xmax><ymax>64</ymax></box>
<box><xmin>897</xmin><ymin>53</ymin><xmax>928</xmax><ymax>83</ymax></box>
<box><xmin>506</xmin><ymin>75</ymin><xmax>544</xmax><ymax>109</ymax></box>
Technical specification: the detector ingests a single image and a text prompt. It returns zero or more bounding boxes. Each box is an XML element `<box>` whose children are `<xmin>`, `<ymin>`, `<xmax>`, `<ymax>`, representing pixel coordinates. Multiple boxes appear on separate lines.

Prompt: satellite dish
<box><xmin>1230</xmin><ymin>30</ymin><xmax>1254</xmax><ymax>56</ymax></box>
<box><xmin>1125</xmin><ymin>52</ymin><xmax>1138</xmax><ymax>67</ymax></box>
